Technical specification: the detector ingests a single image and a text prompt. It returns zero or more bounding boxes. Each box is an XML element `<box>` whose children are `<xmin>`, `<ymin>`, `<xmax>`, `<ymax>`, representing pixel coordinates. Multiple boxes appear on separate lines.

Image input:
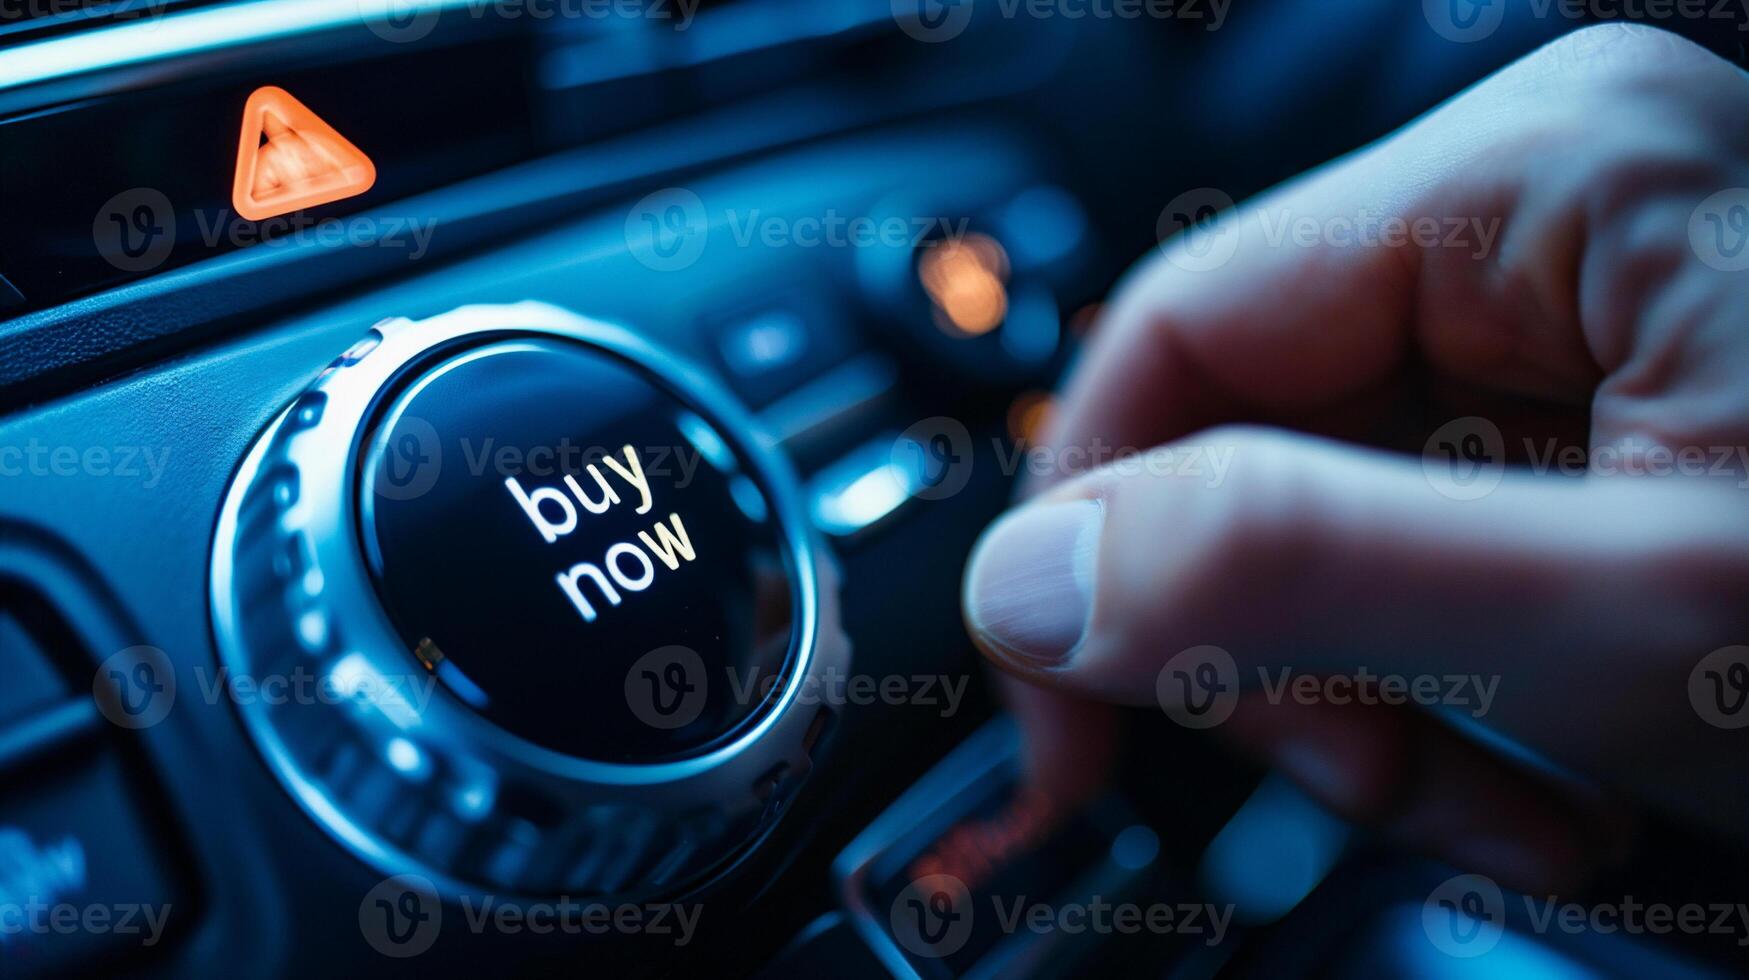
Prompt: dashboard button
<box><xmin>837</xmin><ymin>720</ymin><xmax>1163</xmax><ymax>978</ymax></box>
<box><xmin>0</xmin><ymin>751</ymin><xmax>183</xmax><ymax>976</ymax></box>
<box><xmin>360</xmin><ymin>338</ymin><xmax>796</xmax><ymax>764</ymax></box>
<box><xmin>211</xmin><ymin>302</ymin><xmax>849</xmax><ymax>899</ymax></box>
<box><xmin>705</xmin><ymin>291</ymin><xmax>856</xmax><ymax>408</ymax></box>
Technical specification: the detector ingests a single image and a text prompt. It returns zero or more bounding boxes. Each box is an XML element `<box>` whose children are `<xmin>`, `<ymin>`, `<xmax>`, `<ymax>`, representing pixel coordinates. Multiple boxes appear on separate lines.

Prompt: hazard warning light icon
<box><xmin>231</xmin><ymin>86</ymin><xmax>377</xmax><ymax>221</ymax></box>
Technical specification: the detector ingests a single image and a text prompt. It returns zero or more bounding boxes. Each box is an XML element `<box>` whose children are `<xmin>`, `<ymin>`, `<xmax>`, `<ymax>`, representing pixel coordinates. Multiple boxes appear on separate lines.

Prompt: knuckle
<box><xmin>1199</xmin><ymin>428</ymin><xmax>1318</xmax><ymax>567</ymax></box>
<box><xmin>1539</xmin><ymin>23</ymin><xmax>1722</xmax><ymax>84</ymax></box>
<box><xmin>1100</xmin><ymin>427</ymin><xmax>1316</xmax><ymax>651</ymax></box>
<box><xmin>1505</xmin><ymin>26</ymin><xmax>1744</xmax><ymax>137</ymax></box>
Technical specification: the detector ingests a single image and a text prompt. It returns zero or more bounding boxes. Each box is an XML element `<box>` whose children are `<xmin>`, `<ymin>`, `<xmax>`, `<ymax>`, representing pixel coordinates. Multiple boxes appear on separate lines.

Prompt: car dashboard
<box><xmin>1</xmin><ymin>1</ymin><xmax>1748</xmax><ymax>977</ymax></box>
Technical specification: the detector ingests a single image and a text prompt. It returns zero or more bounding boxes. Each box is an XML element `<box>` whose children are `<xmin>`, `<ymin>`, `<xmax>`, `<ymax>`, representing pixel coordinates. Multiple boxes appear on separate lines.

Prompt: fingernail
<box><xmin>964</xmin><ymin>499</ymin><xmax>1103</xmax><ymax>668</ymax></box>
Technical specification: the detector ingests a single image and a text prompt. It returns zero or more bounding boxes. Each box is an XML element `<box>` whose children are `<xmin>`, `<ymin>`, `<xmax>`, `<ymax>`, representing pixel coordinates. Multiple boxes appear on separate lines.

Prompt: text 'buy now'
<box><xmin>505</xmin><ymin>444</ymin><xmax>697</xmax><ymax>623</ymax></box>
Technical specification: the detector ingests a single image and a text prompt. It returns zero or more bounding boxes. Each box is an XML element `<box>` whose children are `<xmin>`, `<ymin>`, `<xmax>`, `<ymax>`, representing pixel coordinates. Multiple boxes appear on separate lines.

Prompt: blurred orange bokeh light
<box><xmin>918</xmin><ymin>233</ymin><xmax>1011</xmax><ymax>336</ymax></box>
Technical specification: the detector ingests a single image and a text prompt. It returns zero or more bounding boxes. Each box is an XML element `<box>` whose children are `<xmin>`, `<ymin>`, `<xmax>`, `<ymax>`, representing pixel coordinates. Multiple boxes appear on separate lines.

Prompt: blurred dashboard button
<box><xmin>808</xmin><ymin>433</ymin><xmax>929</xmax><ymax>538</ymax></box>
<box><xmin>721</xmin><ymin>309</ymin><xmax>808</xmax><ymax>377</ymax></box>
<box><xmin>705</xmin><ymin>291</ymin><xmax>855</xmax><ymax>408</ymax></box>
<box><xmin>836</xmin><ymin>719</ymin><xmax>1167</xmax><ymax>978</ymax></box>
<box><xmin>0</xmin><ymin>751</ymin><xmax>183</xmax><ymax>976</ymax></box>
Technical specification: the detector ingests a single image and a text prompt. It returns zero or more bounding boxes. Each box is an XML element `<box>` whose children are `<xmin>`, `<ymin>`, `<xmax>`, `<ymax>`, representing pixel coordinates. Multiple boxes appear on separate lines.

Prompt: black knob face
<box><xmin>360</xmin><ymin>338</ymin><xmax>797</xmax><ymax>764</ymax></box>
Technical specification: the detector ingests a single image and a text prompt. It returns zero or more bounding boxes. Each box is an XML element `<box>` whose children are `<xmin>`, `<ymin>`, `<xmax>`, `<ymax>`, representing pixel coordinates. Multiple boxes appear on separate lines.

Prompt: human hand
<box><xmin>963</xmin><ymin>24</ymin><xmax>1749</xmax><ymax>891</ymax></box>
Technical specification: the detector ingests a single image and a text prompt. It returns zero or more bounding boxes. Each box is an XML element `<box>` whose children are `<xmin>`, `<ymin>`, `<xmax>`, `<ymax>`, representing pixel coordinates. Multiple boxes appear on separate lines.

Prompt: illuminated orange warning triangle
<box><xmin>231</xmin><ymin>86</ymin><xmax>377</xmax><ymax>221</ymax></box>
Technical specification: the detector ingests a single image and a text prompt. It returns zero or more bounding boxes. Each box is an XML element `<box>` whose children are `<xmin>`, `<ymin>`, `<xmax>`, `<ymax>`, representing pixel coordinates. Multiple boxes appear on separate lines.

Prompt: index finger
<box><xmin>1033</xmin><ymin>26</ymin><xmax>1735</xmax><ymax>468</ymax></box>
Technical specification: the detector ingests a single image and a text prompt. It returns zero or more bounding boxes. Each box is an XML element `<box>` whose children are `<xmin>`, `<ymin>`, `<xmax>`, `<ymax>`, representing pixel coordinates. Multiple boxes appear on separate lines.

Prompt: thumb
<box><xmin>962</xmin><ymin>424</ymin><xmax>1748</xmax><ymax>816</ymax></box>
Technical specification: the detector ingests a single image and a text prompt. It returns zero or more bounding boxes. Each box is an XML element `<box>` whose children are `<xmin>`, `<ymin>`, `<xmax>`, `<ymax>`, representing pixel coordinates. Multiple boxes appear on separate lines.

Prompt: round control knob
<box><xmin>211</xmin><ymin>302</ymin><xmax>848</xmax><ymax>898</ymax></box>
